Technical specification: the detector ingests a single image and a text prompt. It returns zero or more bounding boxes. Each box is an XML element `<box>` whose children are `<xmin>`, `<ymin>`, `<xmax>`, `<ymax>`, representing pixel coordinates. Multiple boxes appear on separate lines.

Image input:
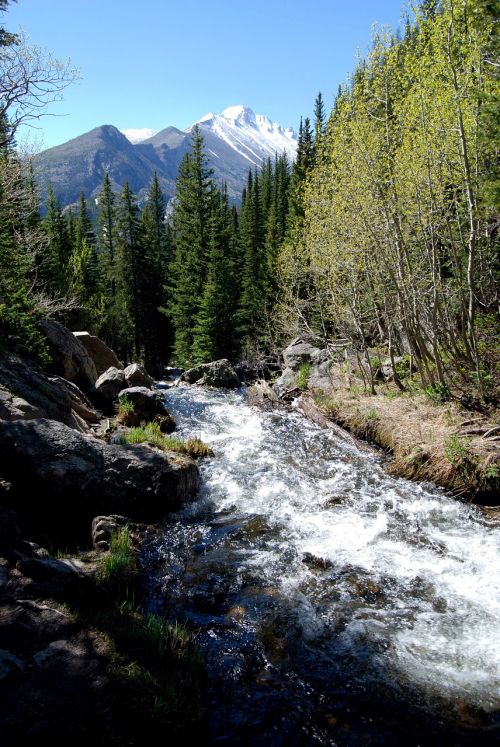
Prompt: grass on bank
<box><xmin>68</xmin><ymin>528</ymin><xmax>206</xmax><ymax>739</ymax></box>
<box><xmin>118</xmin><ymin>396</ymin><xmax>135</xmax><ymax>416</ymax></box>
<box><xmin>311</xmin><ymin>379</ymin><xmax>500</xmax><ymax>500</ymax></box>
<box><xmin>118</xmin><ymin>421</ymin><xmax>213</xmax><ymax>458</ymax></box>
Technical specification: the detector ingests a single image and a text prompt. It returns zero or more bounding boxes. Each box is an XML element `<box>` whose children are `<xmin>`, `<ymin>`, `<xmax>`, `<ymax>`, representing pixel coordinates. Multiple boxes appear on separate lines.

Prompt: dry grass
<box><xmin>310</xmin><ymin>365</ymin><xmax>500</xmax><ymax>503</ymax></box>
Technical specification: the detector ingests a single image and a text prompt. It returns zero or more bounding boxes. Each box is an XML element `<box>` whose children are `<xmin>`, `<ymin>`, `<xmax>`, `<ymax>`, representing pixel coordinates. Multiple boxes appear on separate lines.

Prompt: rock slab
<box><xmin>73</xmin><ymin>331</ymin><xmax>123</xmax><ymax>376</ymax></box>
<box><xmin>0</xmin><ymin>418</ymin><xmax>199</xmax><ymax>531</ymax></box>
<box><xmin>39</xmin><ymin>320</ymin><xmax>97</xmax><ymax>390</ymax></box>
<box><xmin>181</xmin><ymin>359</ymin><xmax>240</xmax><ymax>389</ymax></box>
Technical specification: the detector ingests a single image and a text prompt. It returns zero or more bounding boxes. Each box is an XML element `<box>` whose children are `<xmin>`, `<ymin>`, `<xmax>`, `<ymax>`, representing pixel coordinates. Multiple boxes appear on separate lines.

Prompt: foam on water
<box><xmin>161</xmin><ymin>385</ymin><xmax>500</xmax><ymax>712</ymax></box>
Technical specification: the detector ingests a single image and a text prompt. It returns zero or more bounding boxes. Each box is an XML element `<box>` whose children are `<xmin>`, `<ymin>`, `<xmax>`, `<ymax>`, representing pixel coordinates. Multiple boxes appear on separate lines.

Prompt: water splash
<box><xmin>147</xmin><ymin>385</ymin><xmax>500</xmax><ymax>744</ymax></box>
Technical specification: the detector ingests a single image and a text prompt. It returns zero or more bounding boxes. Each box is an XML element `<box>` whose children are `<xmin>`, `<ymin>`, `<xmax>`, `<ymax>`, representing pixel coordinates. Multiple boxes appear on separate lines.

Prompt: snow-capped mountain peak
<box><xmin>192</xmin><ymin>105</ymin><xmax>297</xmax><ymax>167</ymax></box>
<box><xmin>120</xmin><ymin>127</ymin><xmax>157</xmax><ymax>144</ymax></box>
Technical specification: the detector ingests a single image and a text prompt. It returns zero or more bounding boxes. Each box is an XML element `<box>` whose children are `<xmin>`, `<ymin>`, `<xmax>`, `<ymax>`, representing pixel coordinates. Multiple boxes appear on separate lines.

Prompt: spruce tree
<box><xmin>167</xmin><ymin>126</ymin><xmax>215</xmax><ymax>367</ymax></box>
<box><xmin>96</xmin><ymin>172</ymin><xmax>119</xmax><ymax>349</ymax></box>
<box><xmin>192</xmin><ymin>187</ymin><xmax>237</xmax><ymax>362</ymax></box>
<box><xmin>41</xmin><ymin>186</ymin><xmax>71</xmax><ymax>292</ymax></box>
<box><xmin>314</xmin><ymin>91</ymin><xmax>326</xmax><ymax>143</ymax></box>
<box><xmin>140</xmin><ymin>172</ymin><xmax>171</xmax><ymax>373</ymax></box>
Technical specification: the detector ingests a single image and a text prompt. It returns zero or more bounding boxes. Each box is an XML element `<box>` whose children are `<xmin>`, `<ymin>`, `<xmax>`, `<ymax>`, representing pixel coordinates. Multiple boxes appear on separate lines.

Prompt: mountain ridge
<box><xmin>33</xmin><ymin>106</ymin><xmax>297</xmax><ymax>209</ymax></box>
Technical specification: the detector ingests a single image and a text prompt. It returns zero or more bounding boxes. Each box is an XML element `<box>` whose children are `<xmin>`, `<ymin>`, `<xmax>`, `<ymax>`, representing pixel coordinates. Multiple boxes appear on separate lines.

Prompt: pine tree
<box><xmin>140</xmin><ymin>172</ymin><xmax>171</xmax><ymax>373</ymax></box>
<box><xmin>314</xmin><ymin>91</ymin><xmax>326</xmax><ymax>143</ymax></box>
<box><xmin>96</xmin><ymin>172</ymin><xmax>119</xmax><ymax>349</ymax></box>
<box><xmin>167</xmin><ymin>126</ymin><xmax>215</xmax><ymax>366</ymax></box>
<box><xmin>192</xmin><ymin>190</ymin><xmax>235</xmax><ymax>362</ymax></box>
<box><xmin>237</xmin><ymin>169</ymin><xmax>265</xmax><ymax>351</ymax></box>
<box><xmin>114</xmin><ymin>181</ymin><xmax>141</xmax><ymax>359</ymax></box>
<box><xmin>41</xmin><ymin>185</ymin><xmax>70</xmax><ymax>292</ymax></box>
<box><xmin>67</xmin><ymin>191</ymin><xmax>100</xmax><ymax>328</ymax></box>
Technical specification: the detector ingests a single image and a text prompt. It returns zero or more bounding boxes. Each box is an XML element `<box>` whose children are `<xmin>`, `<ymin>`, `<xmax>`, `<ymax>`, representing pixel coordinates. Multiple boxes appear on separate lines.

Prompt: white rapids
<box><xmin>157</xmin><ymin>384</ymin><xmax>500</xmax><ymax>718</ymax></box>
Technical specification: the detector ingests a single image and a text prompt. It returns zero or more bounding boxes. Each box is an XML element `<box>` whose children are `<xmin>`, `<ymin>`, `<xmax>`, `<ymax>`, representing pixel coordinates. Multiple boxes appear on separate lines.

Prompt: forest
<box><xmin>1</xmin><ymin>0</ymin><xmax>499</xmax><ymax>401</ymax></box>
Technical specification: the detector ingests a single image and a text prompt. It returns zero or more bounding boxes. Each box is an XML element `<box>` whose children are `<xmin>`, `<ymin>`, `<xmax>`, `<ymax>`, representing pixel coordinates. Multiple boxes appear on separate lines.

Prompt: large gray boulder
<box><xmin>282</xmin><ymin>338</ymin><xmax>329</xmax><ymax>371</ymax></box>
<box><xmin>278</xmin><ymin>339</ymin><xmax>333</xmax><ymax>394</ymax></box>
<box><xmin>73</xmin><ymin>332</ymin><xmax>123</xmax><ymax>376</ymax></box>
<box><xmin>118</xmin><ymin>386</ymin><xmax>175</xmax><ymax>432</ymax></box>
<box><xmin>181</xmin><ymin>359</ymin><xmax>240</xmax><ymax>389</ymax></box>
<box><xmin>39</xmin><ymin>320</ymin><xmax>97</xmax><ymax>391</ymax></box>
<box><xmin>51</xmin><ymin>377</ymin><xmax>100</xmax><ymax>425</ymax></box>
<box><xmin>0</xmin><ymin>385</ymin><xmax>44</xmax><ymax>422</ymax></box>
<box><xmin>95</xmin><ymin>367</ymin><xmax>126</xmax><ymax>400</ymax></box>
<box><xmin>0</xmin><ymin>354</ymin><xmax>91</xmax><ymax>432</ymax></box>
<box><xmin>124</xmin><ymin>363</ymin><xmax>153</xmax><ymax>389</ymax></box>
<box><xmin>0</xmin><ymin>418</ymin><xmax>200</xmax><ymax>532</ymax></box>
<box><xmin>273</xmin><ymin>367</ymin><xmax>297</xmax><ymax>397</ymax></box>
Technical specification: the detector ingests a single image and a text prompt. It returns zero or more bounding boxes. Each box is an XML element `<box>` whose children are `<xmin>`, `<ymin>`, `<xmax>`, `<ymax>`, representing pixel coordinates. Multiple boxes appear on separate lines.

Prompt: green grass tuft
<box><xmin>119</xmin><ymin>421</ymin><xmax>214</xmax><ymax>458</ymax></box>
<box><xmin>118</xmin><ymin>396</ymin><xmax>135</xmax><ymax>416</ymax></box>
<box><xmin>297</xmin><ymin>361</ymin><xmax>312</xmax><ymax>390</ymax></box>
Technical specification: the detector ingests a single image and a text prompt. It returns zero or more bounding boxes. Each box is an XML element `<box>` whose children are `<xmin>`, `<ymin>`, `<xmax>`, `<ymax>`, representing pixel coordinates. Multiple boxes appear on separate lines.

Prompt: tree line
<box><xmin>2</xmin><ymin>0</ymin><xmax>498</xmax><ymax>399</ymax></box>
<box><xmin>277</xmin><ymin>0</ymin><xmax>499</xmax><ymax>399</ymax></box>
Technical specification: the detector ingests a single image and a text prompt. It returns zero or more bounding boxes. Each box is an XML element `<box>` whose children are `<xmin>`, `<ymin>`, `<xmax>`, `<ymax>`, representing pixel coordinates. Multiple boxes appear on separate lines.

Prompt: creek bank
<box><xmin>250</xmin><ymin>338</ymin><xmax>500</xmax><ymax>505</ymax></box>
<box><xmin>0</xmin><ymin>325</ymin><xmax>208</xmax><ymax>743</ymax></box>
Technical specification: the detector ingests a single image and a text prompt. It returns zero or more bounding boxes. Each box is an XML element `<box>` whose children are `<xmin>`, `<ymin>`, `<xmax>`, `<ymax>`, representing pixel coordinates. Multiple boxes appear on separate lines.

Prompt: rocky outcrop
<box><xmin>234</xmin><ymin>361</ymin><xmax>273</xmax><ymax>383</ymax></box>
<box><xmin>247</xmin><ymin>379</ymin><xmax>280</xmax><ymax>410</ymax></box>
<box><xmin>95</xmin><ymin>366</ymin><xmax>127</xmax><ymax>401</ymax></box>
<box><xmin>282</xmin><ymin>339</ymin><xmax>321</xmax><ymax>370</ymax></box>
<box><xmin>0</xmin><ymin>385</ymin><xmax>44</xmax><ymax>421</ymax></box>
<box><xmin>0</xmin><ymin>354</ymin><xmax>91</xmax><ymax>432</ymax></box>
<box><xmin>73</xmin><ymin>331</ymin><xmax>123</xmax><ymax>376</ymax></box>
<box><xmin>118</xmin><ymin>387</ymin><xmax>175</xmax><ymax>432</ymax></box>
<box><xmin>0</xmin><ymin>418</ymin><xmax>199</xmax><ymax>537</ymax></box>
<box><xmin>52</xmin><ymin>377</ymin><xmax>100</xmax><ymax>425</ymax></box>
<box><xmin>181</xmin><ymin>359</ymin><xmax>241</xmax><ymax>389</ymax></box>
<box><xmin>39</xmin><ymin>320</ymin><xmax>97</xmax><ymax>391</ymax></box>
<box><xmin>275</xmin><ymin>339</ymin><xmax>333</xmax><ymax>395</ymax></box>
<box><xmin>124</xmin><ymin>363</ymin><xmax>153</xmax><ymax>389</ymax></box>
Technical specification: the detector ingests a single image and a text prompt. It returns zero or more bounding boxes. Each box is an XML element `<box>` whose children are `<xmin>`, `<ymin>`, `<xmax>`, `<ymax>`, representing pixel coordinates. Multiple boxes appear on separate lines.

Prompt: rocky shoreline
<box><xmin>0</xmin><ymin>324</ymin><xmax>211</xmax><ymax>744</ymax></box>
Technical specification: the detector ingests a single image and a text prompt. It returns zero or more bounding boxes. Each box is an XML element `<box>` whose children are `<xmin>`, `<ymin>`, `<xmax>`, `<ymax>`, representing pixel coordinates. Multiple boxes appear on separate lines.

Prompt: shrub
<box><xmin>297</xmin><ymin>361</ymin><xmax>311</xmax><ymax>390</ymax></box>
<box><xmin>425</xmin><ymin>382</ymin><xmax>450</xmax><ymax>403</ymax></box>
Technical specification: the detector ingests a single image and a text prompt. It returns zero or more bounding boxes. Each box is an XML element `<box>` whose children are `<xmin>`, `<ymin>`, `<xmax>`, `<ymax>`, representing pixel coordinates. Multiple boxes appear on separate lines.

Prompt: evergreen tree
<box><xmin>41</xmin><ymin>185</ymin><xmax>70</xmax><ymax>292</ymax></box>
<box><xmin>192</xmin><ymin>190</ymin><xmax>235</xmax><ymax>362</ymax></box>
<box><xmin>167</xmin><ymin>126</ymin><xmax>215</xmax><ymax>366</ymax></box>
<box><xmin>237</xmin><ymin>169</ymin><xmax>265</xmax><ymax>350</ymax></box>
<box><xmin>114</xmin><ymin>181</ymin><xmax>141</xmax><ymax>359</ymax></box>
<box><xmin>96</xmin><ymin>172</ymin><xmax>119</xmax><ymax>349</ymax></box>
<box><xmin>140</xmin><ymin>172</ymin><xmax>171</xmax><ymax>373</ymax></box>
<box><xmin>67</xmin><ymin>191</ymin><xmax>100</xmax><ymax>328</ymax></box>
<box><xmin>314</xmin><ymin>91</ymin><xmax>326</xmax><ymax>143</ymax></box>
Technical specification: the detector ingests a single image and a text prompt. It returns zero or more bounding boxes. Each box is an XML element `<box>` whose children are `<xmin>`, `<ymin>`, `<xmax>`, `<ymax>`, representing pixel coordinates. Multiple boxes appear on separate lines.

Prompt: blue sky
<box><xmin>6</xmin><ymin>0</ymin><xmax>406</xmax><ymax>149</ymax></box>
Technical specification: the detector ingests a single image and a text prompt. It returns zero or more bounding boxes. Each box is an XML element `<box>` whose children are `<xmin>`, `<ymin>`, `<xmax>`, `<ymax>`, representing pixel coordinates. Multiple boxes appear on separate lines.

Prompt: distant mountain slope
<box><xmin>32</xmin><ymin>106</ymin><xmax>297</xmax><ymax>209</ymax></box>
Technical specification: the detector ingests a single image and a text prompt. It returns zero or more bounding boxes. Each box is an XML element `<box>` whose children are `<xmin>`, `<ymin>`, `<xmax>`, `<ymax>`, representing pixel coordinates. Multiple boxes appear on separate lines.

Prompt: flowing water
<box><xmin>144</xmin><ymin>385</ymin><xmax>500</xmax><ymax>745</ymax></box>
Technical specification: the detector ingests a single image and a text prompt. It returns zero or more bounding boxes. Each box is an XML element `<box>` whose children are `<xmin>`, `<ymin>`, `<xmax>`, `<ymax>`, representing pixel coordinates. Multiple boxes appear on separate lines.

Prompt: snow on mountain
<box><xmin>34</xmin><ymin>106</ymin><xmax>298</xmax><ymax>209</ymax></box>
<box><xmin>192</xmin><ymin>105</ymin><xmax>297</xmax><ymax>166</ymax></box>
<box><xmin>120</xmin><ymin>127</ymin><xmax>157</xmax><ymax>144</ymax></box>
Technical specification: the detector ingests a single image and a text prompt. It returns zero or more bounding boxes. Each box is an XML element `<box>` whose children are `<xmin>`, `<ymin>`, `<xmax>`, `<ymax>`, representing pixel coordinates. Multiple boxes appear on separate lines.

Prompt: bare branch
<box><xmin>0</xmin><ymin>30</ymin><xmax>80</xmax><ymax>146</ymax></box>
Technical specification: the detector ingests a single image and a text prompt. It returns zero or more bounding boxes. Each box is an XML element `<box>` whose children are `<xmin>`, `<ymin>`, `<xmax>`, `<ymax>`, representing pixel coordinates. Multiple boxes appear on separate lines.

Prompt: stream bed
<box><xmin>144</xmin><ymin>385</ymin><xmax>500</xmax><ymax>745</ymax></box>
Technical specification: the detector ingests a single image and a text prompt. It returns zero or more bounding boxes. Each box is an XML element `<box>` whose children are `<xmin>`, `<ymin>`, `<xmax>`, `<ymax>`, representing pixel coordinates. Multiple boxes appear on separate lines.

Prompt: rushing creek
<box><xmin>144</xmin><ymin>385</ymin><xmax>500</xmax><ymax>745</ymax></box>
